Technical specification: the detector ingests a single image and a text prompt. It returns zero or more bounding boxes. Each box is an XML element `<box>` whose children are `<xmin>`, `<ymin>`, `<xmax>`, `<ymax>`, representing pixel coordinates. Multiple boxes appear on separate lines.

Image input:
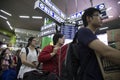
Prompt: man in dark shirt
<box><xmin>76</xmin><ymin>7</ymin><xmax>120</xmax><ymax>80</ymax></box>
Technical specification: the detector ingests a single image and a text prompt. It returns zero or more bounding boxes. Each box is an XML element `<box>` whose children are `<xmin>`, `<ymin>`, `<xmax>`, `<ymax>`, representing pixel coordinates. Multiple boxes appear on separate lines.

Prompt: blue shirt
<box><xmin>77</xmin><ymin>28</ymin><xmax>103</xmax><ymax>80</ymax></box>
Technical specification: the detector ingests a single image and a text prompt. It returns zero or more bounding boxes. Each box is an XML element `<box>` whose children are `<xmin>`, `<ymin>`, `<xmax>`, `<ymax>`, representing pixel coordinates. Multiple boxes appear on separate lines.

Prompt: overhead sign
<box><xmin>40</xmin><ymin>0</ymin><xmax>66</xmax><ymax>20</ymax></box>
<box><xmin>61</xmin><ymin>25</ymin><xmax>78</xmax><ymax>39</ymax></box>
<box><xmin>34</xmin><ymin>0</ymin><xmax>66</xmax><ymax>23</ymax></box>
<box><xmin>40</xmin><ymin>23</ymin><xmax>56</xmax><ymax>37</ymax></box>
<box><xmin>40</xmin><ymin>28</ymin><xmax>56</xmax><ymax>37</ymax></box>
<box><xmin>68</xmin><ymin>3</ymin><xmax>107</xmax><ymax>22</ymax></box>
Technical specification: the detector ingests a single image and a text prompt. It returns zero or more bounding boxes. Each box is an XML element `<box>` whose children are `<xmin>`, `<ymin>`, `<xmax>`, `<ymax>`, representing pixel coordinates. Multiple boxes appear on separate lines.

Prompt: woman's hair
<box><xmin>26</xmin><ymin>37</ymin><xmax>35</xmax><ymax>47</ymax></box>
<box><xmin>53</xmin><ymin>33</ymin><xmax>64</xmax><ymax>45</ymax></box>
<box><xmin>0</xmin><ymin>48</ymin><xmax>9</xmax><ymax>56</ymax></box>
<box><xmin>82</xmin><ymin>7</ymin><xmax>101</xmax><ymax>27</ymax></box>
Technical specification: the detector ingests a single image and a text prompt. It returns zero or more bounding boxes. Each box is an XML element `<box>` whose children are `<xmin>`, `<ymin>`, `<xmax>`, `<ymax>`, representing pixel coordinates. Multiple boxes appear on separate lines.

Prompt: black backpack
<box><xmin>60</xmin><ymin>43</ymin><xmax>80</xmax><ymax>80</ymax></box>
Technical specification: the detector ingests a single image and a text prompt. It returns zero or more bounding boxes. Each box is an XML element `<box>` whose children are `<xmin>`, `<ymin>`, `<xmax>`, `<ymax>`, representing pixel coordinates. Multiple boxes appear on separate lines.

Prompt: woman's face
<box><xmin>58</xmin><ymin>36</ymin><xmax>65</xmax><ymax>46</ymax></box>
<box><xmin>1</xmin><ymin>59</ymin><xmax>9</xmax><ymax>70</ymax></box>
<box><xmin>5</xmin><ymin>49</ymin><xmax>11</xmax><ymax>54</ymax></box>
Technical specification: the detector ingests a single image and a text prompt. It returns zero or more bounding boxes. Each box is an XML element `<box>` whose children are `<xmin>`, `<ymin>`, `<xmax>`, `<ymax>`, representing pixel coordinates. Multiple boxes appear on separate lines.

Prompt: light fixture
<box><xmin>118</xmin><ymin>1</ymin><xmax>120</xmax><ymax>4</ymax></box>
<box><xmin>106</xmin><ymin>7</ymin><xmax>112</xmax><ymax>11</ymax></box>
<box><xmin>32</xmin><ymin>16</ymin><xmax>42</xmax><ymax>19</ymax></box>
<box><xmin>0</xmin><ymin>9</ymin><xmax>12</xmax><ymax>16</ymax></box>
<box><xmin>0</xmin><ymin>15</ymin><xmax>7</xmax><ymax>20</ymax></box>
<box><xmin>108</xmin><ymin>16</ymin><xmax>113</xmax><ymax>18</ymax></box>
<box><xmin>19</xmin><ymin>16</ymin><xmax>30</xmax><ymax>18</ymax></box>
<box><xmin>6</xmin><ymin>21</ymin><xmax>13</xmax><ymax>30</ymax></box>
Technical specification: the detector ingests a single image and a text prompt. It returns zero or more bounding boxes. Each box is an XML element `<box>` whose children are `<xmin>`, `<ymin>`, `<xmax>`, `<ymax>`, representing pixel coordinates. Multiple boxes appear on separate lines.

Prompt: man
<box><xmin>17</xmin><ymin>37</ymin><xmax>38</xmax><ymax>79</ymax></box>
<box><xmin>76</xmin><ymin>7</ymin><xmax>120</xmax><ymax>80</ymax></box>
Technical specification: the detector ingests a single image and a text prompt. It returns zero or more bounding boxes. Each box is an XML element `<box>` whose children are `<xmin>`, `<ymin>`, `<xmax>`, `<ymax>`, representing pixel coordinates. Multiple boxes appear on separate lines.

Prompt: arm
<box><xmin>20</xmin><ymin>52</ymin><xmax>36</xmax><ymax>68</ymax></box>
<box><xmin>89</xmin><ymin>39</ymin><xmax>120</xmax><ymax>64</ymax></box>
<box><xmin>38</xmin><ymin>45</ymin><xmax>59</xmax><ymax>62</ymax></box>
<box><xmin>38</xmin><ymin>45</ymin><xmax>54</xmax><ymax>62</ymax></box>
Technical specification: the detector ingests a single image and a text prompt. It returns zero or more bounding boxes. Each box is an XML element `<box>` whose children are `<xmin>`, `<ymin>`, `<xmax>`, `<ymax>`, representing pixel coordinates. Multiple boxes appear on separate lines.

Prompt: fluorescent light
<box><xmin>0</xmin><ymin>9</ymin><xmax>12</xmax><ymax>16</ymax></box>
<box><xmin>19</xmin><ymin>16</ymin><xmax>30</xmax><ymax>18</ymax></box>
<box><xmin>118</xmin><ymin>1</ymin><xmax>120</xmax><ymax>4</ymax></box>
<box><xmin>119</xmin><ymin>15</ymin><xmax>120</xmax><ymax>18</ymax></box>
<box><xmin>108</xmin><ymin>16</ymin><xmax>113</xmax><ymax>18</ymax></box>
<box><xmin>6</xmin><ymin>21</ymin><xmax>13</xmax><ymax>30</ymax></box>
<box><xmin>6</xmin><ymin>21</ymin><xmax>10</xmax><ymax>26</ymax></box>
<box><xmin>99</xmin><ymin>27</ymin><xmax>108</xmax><ymax>30</ymax></box>
<box><xmin>32</xmin><ymin>16</ymin><xmax>42</xmax><ymax>19</ymax></box>
<box><xmin>106</xmin><ymin>7</ymin><xmax>112</xmax><ymax>11</ymax></box>
<box><xmin>9</xmin><ymin>25</ymin><xmax>13</xmax><ymax>30</ymax></box>
<box><xmin>0</xmin><ymin>15</ymin><xmax>7</xmax><ymax>20</ymax></box>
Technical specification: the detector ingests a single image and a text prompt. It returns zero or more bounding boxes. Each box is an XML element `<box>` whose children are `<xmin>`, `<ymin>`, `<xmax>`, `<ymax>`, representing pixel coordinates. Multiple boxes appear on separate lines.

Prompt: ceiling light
<box><xmin>119</xmin><ymin>15</ymin><xmax>120</xmax><ymax>18</ymax></box>
<box><xmin>19</xmin><ymin>16</ymin><xmax>30</xmax><ymax>18</ymax></box>
<box><xmin>0</xmin><ymin>15</ymin><xmax>7</xmax><ymax>20</ymax></box>
<box><xmin>106</xmin><ymin>7</ymin><xmax>112</xmax><ymax>11</ymax></box>
<box><xmin>118</xmin><ymin>1</ymin><xmax>120</xmax><ymax>4</ymax></box>
<box><xmin>32</xmin><ymin>16</ymin><xmax>42</xmax><ymax>19</ymax></box>
<box><xmin>108</xmin><ymin>16</ymin><xmax>113</xmax><ymax>18</ymax></box>
<box><xmin>6</xmin><ymin>21</ymin><xmax>13</xmax><ymax>30</ymax></box>
<box><xmin>0</xmin><ymin>9</ymin><xmax>12</xmax><ymax>16</ymax></box>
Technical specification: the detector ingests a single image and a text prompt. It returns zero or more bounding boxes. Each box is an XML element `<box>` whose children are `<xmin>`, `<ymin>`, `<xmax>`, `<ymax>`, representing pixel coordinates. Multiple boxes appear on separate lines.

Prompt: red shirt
<box><xmin>38</xmin><ymin>44</ymin><xmax>68</xmax><ymax>75</ymax></box>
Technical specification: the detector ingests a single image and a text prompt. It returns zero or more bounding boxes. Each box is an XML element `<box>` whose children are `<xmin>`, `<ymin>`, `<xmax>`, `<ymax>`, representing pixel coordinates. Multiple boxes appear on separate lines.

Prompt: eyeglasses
<box><xmin>92</xmin><ymin>14</ymin><xmax>102</xmax><ymax>18</ymax></box>
<box><xmin>32</xmin><ymin>39</ymin><xmax>37</xmax><ymax>42</ymax></box>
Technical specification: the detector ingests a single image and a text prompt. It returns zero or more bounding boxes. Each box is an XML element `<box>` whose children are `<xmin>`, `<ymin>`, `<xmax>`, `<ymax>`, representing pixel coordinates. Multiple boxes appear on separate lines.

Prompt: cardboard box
<box><xmin>107</xmin><ymin>29</ymin><xmax>120</xmax><ymax>42</ymax></box>
<box><xmin>96</xmin><ymin>54</ymin><xmax>120</xmax><ymax>80</ymax></box>
<box><xmin>96</xmin><ymin>41</ymin><xmax>120</xmax><ymax>80</ymax></box>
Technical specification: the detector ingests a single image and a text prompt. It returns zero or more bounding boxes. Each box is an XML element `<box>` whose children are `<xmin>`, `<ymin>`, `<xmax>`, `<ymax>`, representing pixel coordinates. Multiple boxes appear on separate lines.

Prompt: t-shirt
<box><xmin>77</xmin><ymin>28</ymin><xmax>103</xmax><ymax>80</ymax></box>
<box><xmin>17</xmin><ymin>47</ymin><xmax>38</xmax><ymax>79</ymax></box>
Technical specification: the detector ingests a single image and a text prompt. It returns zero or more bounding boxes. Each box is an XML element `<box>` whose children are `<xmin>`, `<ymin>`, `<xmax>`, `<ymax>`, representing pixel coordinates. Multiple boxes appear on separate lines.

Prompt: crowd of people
<box><xmin>0</xmin><ymin>7</ymin><xmax>120</xmax><ymax>80</ymax></box>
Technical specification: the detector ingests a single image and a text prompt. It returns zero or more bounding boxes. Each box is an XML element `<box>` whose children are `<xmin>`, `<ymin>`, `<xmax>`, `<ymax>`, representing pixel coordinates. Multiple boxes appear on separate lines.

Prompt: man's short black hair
<box><xmin>82</xmin><ymin>7</ymin><xmax>101</xmax><ymax>27</ymax></box>
<box><xmin>53</xmin><ymin>33</ymin><xmax>64</xmax><ymax>45</ymax></box>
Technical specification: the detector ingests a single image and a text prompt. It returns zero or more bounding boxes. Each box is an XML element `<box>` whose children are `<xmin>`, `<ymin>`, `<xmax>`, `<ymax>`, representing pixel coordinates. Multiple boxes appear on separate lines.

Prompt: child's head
<box><xmin>1</xmin><ymin>59</ymin><xmax>9</xmax><ymax>70</ymax></box>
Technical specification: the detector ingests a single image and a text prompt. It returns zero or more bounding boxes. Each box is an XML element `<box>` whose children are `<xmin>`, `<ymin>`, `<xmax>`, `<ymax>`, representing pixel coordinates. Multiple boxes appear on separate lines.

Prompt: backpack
<box><xmin>60</xmin><ymin>43</ymin><xmax>80</xmax><ymax>80</ymax></box>
<box><xmin>16</xmin><ymin>47</ymin><xmax>38</xmax><ymax>75</ymax></box>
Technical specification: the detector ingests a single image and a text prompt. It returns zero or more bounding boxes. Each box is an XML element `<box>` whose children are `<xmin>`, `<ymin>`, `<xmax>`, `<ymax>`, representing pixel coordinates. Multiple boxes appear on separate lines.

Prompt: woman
<box><xmin>38</xmin><ymin>33</ymin><xmax>65</xmax><ymax>76</ymax></box>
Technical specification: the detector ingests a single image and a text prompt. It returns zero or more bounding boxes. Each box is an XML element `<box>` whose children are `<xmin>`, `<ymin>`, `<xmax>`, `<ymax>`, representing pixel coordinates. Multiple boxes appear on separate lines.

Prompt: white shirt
<box><xmin>17</xmin><ymin>47</ymin><xmax>38</xmax><ymax>79</ymax></box>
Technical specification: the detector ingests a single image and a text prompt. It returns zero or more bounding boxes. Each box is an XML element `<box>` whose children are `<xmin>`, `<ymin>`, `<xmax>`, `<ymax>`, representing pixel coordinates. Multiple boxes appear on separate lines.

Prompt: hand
<box><xmin>51</xmin><ymin>46</ymin><xmax>60</xmax><ymax>57</ymax></box>
<box><xmin>53</xmin><ymin>46</ymin><xmax>60</xmax><ymax>53</ymax></box>
<box><xmin>31</xmin><ymin>63</ymin><xmax>37</xmax><ymax>68</ymax></box>
<box><xmin>32</xmin><ymin>61</ymin><xmax>38</xmax><ymax>66</ymax></box>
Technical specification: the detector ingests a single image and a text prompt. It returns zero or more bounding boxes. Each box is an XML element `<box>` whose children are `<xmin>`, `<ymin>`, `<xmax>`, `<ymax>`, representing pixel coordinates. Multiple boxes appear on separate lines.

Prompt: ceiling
<box><xmin>0</xmin><ymin>0</ymin><xmax>120</xmax><ymax>34</ymax></box>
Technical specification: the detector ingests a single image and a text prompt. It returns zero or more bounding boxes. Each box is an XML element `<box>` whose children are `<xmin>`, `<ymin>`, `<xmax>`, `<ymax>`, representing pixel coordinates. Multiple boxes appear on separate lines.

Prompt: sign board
<box><xmin>34</xmin><ymin>0</ymin><xmax>65</xmax><ymax>23</ymax></box>
<box><xmin>68</xmin><ymin>3</ymin><xmax>108</xmax><ymax>22</ymax></box>
<box><xmin>40</xmin><ymin>23</ymin><xmax>56</xmax><ymax>37</ymax></box>
<box><xmin>61</xmin><ymin>24</ymin><xmax>78</xmax><ymax>39</ymax></box>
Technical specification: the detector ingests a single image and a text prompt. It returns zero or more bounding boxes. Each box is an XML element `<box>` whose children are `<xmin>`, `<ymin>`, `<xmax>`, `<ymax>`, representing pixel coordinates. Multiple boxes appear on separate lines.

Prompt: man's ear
<box><xmin>86</xmin><ymin>16</ymin><xmax>92</xmax><ymax>23</ymax></box>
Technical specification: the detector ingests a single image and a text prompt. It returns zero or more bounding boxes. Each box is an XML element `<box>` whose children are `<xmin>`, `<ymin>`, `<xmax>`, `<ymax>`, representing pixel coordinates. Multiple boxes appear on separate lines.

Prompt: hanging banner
<box><xmin>61</xmin><ymin>24</ymin><xmax>78</xmax><ymax>39</ymax></box>
<box><xmin>34</xmin><ymin>0</ymin><xmax>66</xmax><ymax>23</ymax></box>
<box><xmin>68</xmin><ymin>3</ymin><xmax>108</xmax><ymax>22</ymax></box>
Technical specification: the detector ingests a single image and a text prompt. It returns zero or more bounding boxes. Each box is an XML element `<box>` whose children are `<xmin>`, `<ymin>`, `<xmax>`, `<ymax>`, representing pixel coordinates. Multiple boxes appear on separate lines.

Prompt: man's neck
<box><xmin>86</xmin><ymin>25</ymin><xmax>96</xmax><ymax>33</ymax></box>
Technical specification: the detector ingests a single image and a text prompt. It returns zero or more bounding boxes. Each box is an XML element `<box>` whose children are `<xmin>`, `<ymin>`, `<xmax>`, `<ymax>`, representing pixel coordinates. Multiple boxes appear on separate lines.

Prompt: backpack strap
<box><xmin>25</xmin><ymin>47</ymin><xmax>29</xmax><ymax>56</ymax></box>
<box><xmin>35</xmin><ymin>48</ymin><xmax>38</xmax><ymax>55</ymax></box>
<box><xmin>25</xmin><ymin>47</ymin><xmax>38</xmax><ymax>56</ymax></box>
